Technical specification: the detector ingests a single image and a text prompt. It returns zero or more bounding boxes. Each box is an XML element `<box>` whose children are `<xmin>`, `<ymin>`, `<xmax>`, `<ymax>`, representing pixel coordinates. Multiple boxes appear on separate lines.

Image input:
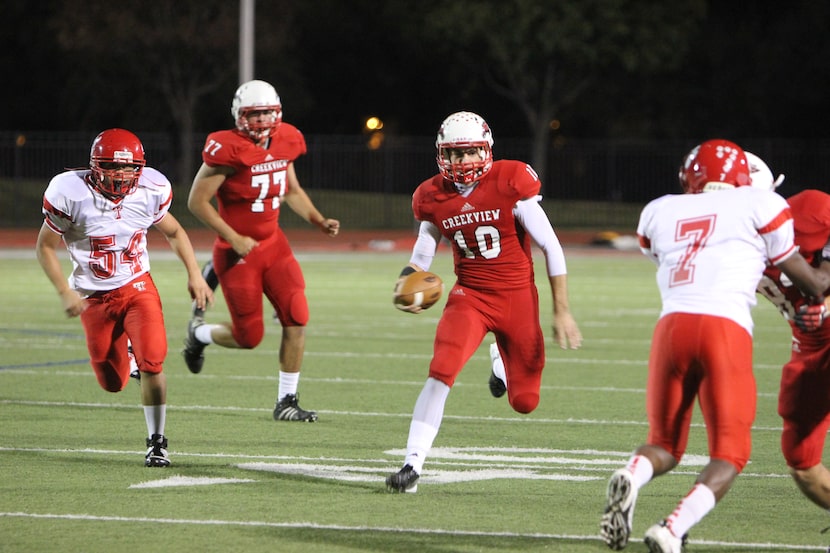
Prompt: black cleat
<box><xmin>386</xmin><ymin>464</ymin><xmax>419</xmax><ymax>493</ymax></box>
<box><xmin>145</xmin><ymin>434</ymin><xmax>170</xmax><ymax>467</ymax></box>
<box><xmin>273</xmin><ymin>394</ymin><xmax>318</xmax><ymax>422</ymax></box>
<box><xmin>182</xmin><ymin>317</ymin><xmax>207</xmax><ymax>374</ymax></box>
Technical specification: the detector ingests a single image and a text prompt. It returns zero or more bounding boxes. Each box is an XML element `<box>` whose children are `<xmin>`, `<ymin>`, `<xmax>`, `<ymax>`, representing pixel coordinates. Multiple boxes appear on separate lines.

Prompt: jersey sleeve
<box><xmin>201</xmin><ymin>130</ymin><xmax>241</xmax><ymax>167</ymax></box>
<box><xmin>756</xmin><ymin>191</ymin><xmax>797</xmax><ymax>265</ymax></box>
<box><xmin>42</xmin><ymin>172</ymin><xmax>85</xmax><ymax>235</ymax></box>
<box><xmin>496</xmin><ymin>161</ymin><xmax>541</xmax><ymax>199</ymax></box>
<box><xmin>140</xmin><ymin>167</ymin><xmax>173</xmax><ymax>224</ymax></box>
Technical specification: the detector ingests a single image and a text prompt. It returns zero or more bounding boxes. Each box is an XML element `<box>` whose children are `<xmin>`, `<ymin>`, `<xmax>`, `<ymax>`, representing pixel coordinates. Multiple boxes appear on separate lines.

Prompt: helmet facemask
<box><xmin>231</xmin><ymin>80</ymin><xmax>283</xmax><ymax>142</ymax></box>
<box><xmin>88</xmin><ymin>129</ymin><xmax>146</xmax><ymax>201</ymax></box>
<box><xmin>435</xmin><ymin>112</ymin><xmax>494</xmax><ymax>186</ymax></box>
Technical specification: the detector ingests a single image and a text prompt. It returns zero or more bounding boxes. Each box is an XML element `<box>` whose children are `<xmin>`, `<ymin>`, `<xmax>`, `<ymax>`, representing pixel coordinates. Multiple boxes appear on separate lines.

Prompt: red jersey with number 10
<box><xmin>201</xmin><ymin>124</ymin><xmax>306</xmax><ymax>242</ymax></box>
<box><xmin>412</xmin><ymin>160</ymin><xmax>541</xmax><ymax>291</ymax></box>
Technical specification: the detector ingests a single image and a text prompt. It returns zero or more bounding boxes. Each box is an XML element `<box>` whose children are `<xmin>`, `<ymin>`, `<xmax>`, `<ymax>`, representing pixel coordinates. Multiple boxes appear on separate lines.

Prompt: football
<box><xmin>394</xmin><ymin>271</ymin><xmax>444</xmax><ymax>310</ymax></box>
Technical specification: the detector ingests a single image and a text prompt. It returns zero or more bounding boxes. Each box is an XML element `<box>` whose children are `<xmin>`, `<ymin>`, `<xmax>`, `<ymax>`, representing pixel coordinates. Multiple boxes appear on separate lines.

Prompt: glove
<box><xmin>794</xmin><ymin>303</ymin><xmax>827</xmax><ymax>332</ymax></box>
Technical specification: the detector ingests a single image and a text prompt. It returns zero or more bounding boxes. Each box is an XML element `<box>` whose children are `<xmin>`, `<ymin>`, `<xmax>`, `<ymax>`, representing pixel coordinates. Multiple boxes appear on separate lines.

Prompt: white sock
<box><xmin>665</xmin><ymin>483</ymin><xmax>716</xmax><ymax>538</ymax></box>
<box><xmin>144</xmin><ymin>404</ymin><xmax>166</xmax><ymax>437</ymax></box>
<box><xmin>403</xmin><ymin>378</ymin><xmax>450</xmax><ymax>473</ymax></box>
<box><xmin>625</xmin><ymin>454</ymin><xmax>655</xmax><ymax>489</ymax></box>
<box><xmin>491</xmin><ymin>344</ymin><xmax>506</xmax><ymax>383</ymax></box>
<box><xmin>278</xmin><ymin>371</ymin><xmax>300</xmax><ymax>400</ymax></box>
<box><xmin>195</xmin><ymin>324</ymin><xmax>218</xmax><ymax>344</ymax></box>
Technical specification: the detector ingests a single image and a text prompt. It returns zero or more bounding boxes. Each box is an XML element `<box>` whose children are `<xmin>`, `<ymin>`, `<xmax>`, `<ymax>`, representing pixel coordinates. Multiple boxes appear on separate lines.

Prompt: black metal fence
<box><xmin>3</xmin><ymin>131</ymin><xmax>830</xmax><ymax>230</ymax></box>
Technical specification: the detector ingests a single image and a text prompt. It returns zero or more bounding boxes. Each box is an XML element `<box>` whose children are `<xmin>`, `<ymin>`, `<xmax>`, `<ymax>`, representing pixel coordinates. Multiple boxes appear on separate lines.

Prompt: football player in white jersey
<box><xmin>600</xmin><ymin>139</ymin><xmax>830</xmax><ymax>553</ymax></box>
<box><xmin>35</xmin><ymin>128</ymin><xmax>213</xmax><ymax>467</ymax></box>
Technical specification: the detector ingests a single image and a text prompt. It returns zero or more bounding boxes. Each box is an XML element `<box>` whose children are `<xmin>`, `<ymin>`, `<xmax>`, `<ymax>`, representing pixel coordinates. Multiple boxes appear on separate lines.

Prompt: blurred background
<box><xmin>2</xmin><ymin>0</ymin><xmax>828</xmax><ymax>232</ymax></box>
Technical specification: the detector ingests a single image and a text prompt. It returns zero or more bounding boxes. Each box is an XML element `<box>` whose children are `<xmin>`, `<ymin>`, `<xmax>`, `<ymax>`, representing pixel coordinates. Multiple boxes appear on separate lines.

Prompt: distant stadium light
<box><xmin>365</xmin><ymin>117</ymin><xmax>384</xmax><ymax>131</ymax></box>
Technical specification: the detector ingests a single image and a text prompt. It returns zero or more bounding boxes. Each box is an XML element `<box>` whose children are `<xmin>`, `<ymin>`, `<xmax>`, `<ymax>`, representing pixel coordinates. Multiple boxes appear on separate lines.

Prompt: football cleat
<box><xmin>182</xmin><ymin>317</ymin><xmax>207</xmax><ymax>374</ymax></box>
<box><xmin>145</xmin><ymin>434</ymin><xmax>170</xmax><ymax>467</ymax></box>
<box><xmin>601</xmin><ymin>469</ymin><xmax>638</xmax><ymax>550</ymax></box>
<box><xmin>273</xmin><ymin>394</ymin><xmax>318</xmax><ymax>422</ymax></box>
<box><xmin>128</xmin><ymin>344</ymin><xmax>140</xmax><ymax>381</ymax></box>
<box><xmin>488</xmin><ymin>343</ymin><xmax>506</xmax><ymax>398</ymax></box>
<box><xmin>386</xmin><ymin>464</ymin><xmax>419</xmax><ymax>493</ymax></box>
<box><xmin>644</xmin><ymin>520</ymin><xmax>686</xmax><ymax>553</ymax></box>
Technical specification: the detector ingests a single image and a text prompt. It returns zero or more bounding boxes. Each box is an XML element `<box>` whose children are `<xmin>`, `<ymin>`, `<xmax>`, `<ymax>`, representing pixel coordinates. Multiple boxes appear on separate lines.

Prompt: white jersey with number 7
<box><xmin>637</xmin><ymin>185</ymin><xmax>797</xmax><ymax>335</ymax></box>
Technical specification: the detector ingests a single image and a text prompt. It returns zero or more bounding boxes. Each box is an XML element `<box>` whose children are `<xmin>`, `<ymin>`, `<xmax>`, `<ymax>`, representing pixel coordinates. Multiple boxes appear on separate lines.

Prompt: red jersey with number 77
<box><xmin>201</xmin><ymin>124</ymin><xmax>306</xmax><ymax>242</ymax></box>
<box><xmin>412</xmin><ymin>159</ymin><xmax>541</xmax><ymax>291</ymax></box>
<box><xmin>637</xmin><ymin>186</ymin><xmax>796</xmax><ymax>335</ymax></box>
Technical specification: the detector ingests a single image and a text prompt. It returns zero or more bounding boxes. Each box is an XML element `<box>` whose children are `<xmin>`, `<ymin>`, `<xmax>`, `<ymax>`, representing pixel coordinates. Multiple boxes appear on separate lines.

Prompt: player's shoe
<box><xmin>128</xmin><ymin>344</ymin><xmax>140</xmax><ymax>381</ymax></box>
<box><xmin>191</xmin><ymin>261</ymin><xmax>219</xmax><ymax>318</ymax></box>
<box><xmin>643</xmin><ymin>521</ymin><xmax>685</xmax><ymax>553</ymax></box>
<box><xmin>386</xmin><ymin>464</ymin><xmax>419</xmax><ymax>493</ymax></box>
<box><xmin>273</xmin><ymin>394</ymin><xmax>318</xmax><ymax>422</ymax></box>
<box><xmin>182</xmin><ymin>317</ymin><xmax>207</xmax><ymax>374</ymax></box>
<box><xmin>600</xmin><ymin>468</ymin><xmax>638</xmax><ymax>550</ymax></box>
<box><xmin>488</xmin><ymin>343</ymin><xmax>506</xmax><ymax>398</ymax></box>
<box><xmin>145</xmin><ymin>434</ymin><xmax>170</xmax><ymax>467</ymax></box>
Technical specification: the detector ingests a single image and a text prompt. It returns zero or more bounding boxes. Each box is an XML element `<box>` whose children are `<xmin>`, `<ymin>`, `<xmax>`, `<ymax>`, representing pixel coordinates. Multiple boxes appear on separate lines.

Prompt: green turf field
<box><xmin>1</xmin><ymin>249</ymin><xmax>827</xmax><ymax>552</ymax></box>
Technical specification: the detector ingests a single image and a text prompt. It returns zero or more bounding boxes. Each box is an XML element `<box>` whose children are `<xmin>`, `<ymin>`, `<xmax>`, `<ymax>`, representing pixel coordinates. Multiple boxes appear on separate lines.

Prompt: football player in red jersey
<box><xmin>184</xmin><ymin>80</ymin><xmax>339</xmax><ymax>422</ymax></box>
<box><xmin>385</xmin><ymin>111</ymin><xmax>583</xmax><ymax>493</ymax></box>
<box><xmin>755</xmin><ymin>170</ymin><xmax>830</xmax><ymax>525</ymax></box>
<box><xmin>36</xmin><ymin>129</ymin><xmax>213</xmax><ymax>467</ymax></box>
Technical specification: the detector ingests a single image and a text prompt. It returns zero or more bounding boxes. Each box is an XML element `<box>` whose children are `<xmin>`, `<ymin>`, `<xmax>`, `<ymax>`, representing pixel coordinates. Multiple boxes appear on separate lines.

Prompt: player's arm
<box><xmin>282</xmin><ymin>163</ymin><xmax>339</xmax><ymax>236</ymax></box>
<box><xmin>153</xmin><ymin>212</ymin><xmax>214</xmax><ymax>313</ymax></box>
<box><xmin>187</xmin><ymin>162</ymin><xmax>259</xmax><ymax>256</ymax></box>
<box><xmin>779</xmin><ymin>251</ymin><xmax>830</xmax><ymax>299</ymax></box>
<box><xmin>514</xmin><ymin>198</ymin><xmax>583</xmax><ymax>349</ymax></box>
<box><xmin>35</xmin><ymin>222</ymin><xmax>87</xmax><ymax>318</ymax></box>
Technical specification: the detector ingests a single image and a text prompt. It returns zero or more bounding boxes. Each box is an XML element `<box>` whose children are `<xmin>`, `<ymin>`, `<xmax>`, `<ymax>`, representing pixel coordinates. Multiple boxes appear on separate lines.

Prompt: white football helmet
<box><xmin>745</xmin><ymin>151</ymin><xmax>785</xmax><ymax>191</ymax></box>
<box><xmin>231</xmin><ymin>80</ymin><xmax>282</xmax><ymax>141</ymax></box>
<box><xmin>436</xmin><ymin>111</ymin><xmax>494</xmax><ymax>185</ymax></box>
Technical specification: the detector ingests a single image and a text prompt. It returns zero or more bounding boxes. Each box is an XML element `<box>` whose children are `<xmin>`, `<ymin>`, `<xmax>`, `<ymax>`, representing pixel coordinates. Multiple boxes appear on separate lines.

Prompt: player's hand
<box><xmin>59</xmin><ymin>288</ymin><xmax>88</xmax><ymax>318</ymax></box>
<box><xmin>794</xmin><ymin>303</ymin><xmax>827</xmax><ymax>332</ymax></box>
<box><xmin>230</xmin><ymin>235</ymin><xmax>259</xmax><ymax>257</ymax></box>
<box><xmin>189</xmin><ymin>275</ymin><xmax>215</xmax><ymax>313</ymax></box>
<box><xmin>318</xmin><ymin>218</ymin><xmax>340</xmax><ymax>237</ymax></box>
<box><xmin>393</xmin><ymin>277</ymin><xmax>423</xmax><ymax>314</ymax></box>
<box><xmin>553</xmin><ymin>311</ymin><xmax>583</xmax><ymax>349</ymax></box>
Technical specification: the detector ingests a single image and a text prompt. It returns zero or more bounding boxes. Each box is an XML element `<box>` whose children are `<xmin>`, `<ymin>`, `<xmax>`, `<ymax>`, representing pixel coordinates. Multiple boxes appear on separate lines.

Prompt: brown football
<box><xmin>394</xmin><ymin>271</ymin><xmax>444</xmax><ymax>310</ymax></box>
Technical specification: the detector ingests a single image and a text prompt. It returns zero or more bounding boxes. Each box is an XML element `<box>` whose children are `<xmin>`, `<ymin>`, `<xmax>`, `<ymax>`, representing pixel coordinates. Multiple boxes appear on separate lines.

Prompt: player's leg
<box><xmin>602</xmin><ymin>313</ymin><xmax>692</xmax><ymax>550</ymax></box>
<box><xmin>779</xmin><ymin>347</ymin><xmax>830</xmax><ymax>509</ymax></box>
<box><xmin>649</xmin><ymin>317</ymin><xmax>752</xmax><ymax>549</ymax></box>
<box><xmin>126</xmin><ymin>276</ymin><xmax>171</xmax><ymax>467</ymax></box>
<box><xmin>80</xmin><ymin>295</ymin><xmax>128</xmax><ymax>392</ymax></box>
<box><xmin>184</xmin><ymin>247</ymin><xmax>264</xmax><ymax>372</ymax></box>
<box><xmin>387</xmin><ymin>290</ymin><xmax>487</xmax><ymax>492</ymax></box>
<box><xmin>264</xmin><ymin>249</ymin><xmax>316</xmax><ymax>421</ymax></box>
<box><xmin>496</xmin><ymin>286</ymin><xmax>544</xmax><ymax>414</ymax></box>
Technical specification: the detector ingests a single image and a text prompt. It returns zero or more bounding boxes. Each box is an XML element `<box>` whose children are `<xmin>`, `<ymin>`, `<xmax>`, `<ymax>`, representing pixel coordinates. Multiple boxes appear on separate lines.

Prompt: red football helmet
<box><xmin>232</xmin><ymin>80</ymin><xmax>282</xmax><ymax>142</ymax></box>
<box><xmin>88</xmin><ymin>128</ymin><xmax>146</xmax><ymax>200</ymax></box>
<box><xmin>678</xmin><ymin>139</ymin><xmax>750</xmax><ymax>194</ymax></box>
<box><xmin>436</xmin><ymin>111</ymin><xmax>494</xmax><ymax>186</ymax></box>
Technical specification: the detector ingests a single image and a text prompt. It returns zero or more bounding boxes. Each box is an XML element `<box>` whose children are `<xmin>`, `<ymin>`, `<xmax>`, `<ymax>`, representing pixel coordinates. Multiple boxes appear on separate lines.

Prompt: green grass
<box><xmin>0</xmin><ymin>248</ymin><xmax>826</xmax><ymax>552</ymax></box>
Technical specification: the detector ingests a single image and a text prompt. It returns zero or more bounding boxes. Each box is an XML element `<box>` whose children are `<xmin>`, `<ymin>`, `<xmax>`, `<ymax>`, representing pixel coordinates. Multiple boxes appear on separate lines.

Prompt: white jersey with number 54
<box><xmin>637</xmin><ymin>186</ymin><xmax>797</xmax><ymax>335</ymax></box>
<box><xmin>41</xmin><ymin>167</ymin><xmax>172</xmax><ymax>296</ymax></box>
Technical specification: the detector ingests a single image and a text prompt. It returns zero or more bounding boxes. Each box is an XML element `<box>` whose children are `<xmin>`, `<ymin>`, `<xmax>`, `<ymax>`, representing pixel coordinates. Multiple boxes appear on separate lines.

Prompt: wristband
<box><xmin>399</xmin><ymin>266</ymin><xmax>417</xmax><ymax>277</ymax></box>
